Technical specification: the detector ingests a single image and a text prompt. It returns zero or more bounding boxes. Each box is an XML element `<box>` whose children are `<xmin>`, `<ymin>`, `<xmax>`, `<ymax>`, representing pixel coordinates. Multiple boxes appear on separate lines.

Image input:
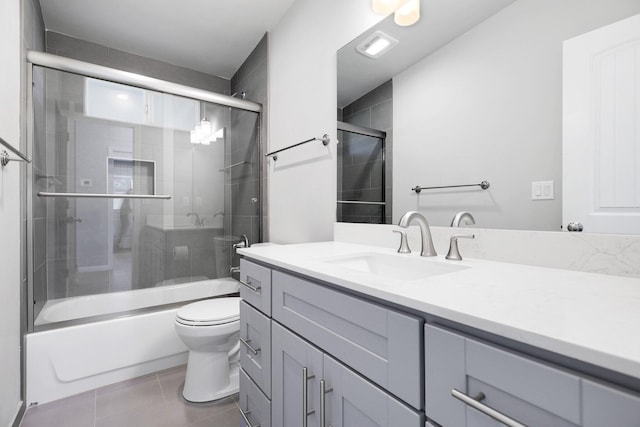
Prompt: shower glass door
<box><xmin>30</xmin><ymin>66</ymin><xmax>260</xmax><ymax>328</ymax></box>
<box><xmin>337</xmin><ymin>126</ymin><xmax>389</xmax><ymax>224</ymax></box>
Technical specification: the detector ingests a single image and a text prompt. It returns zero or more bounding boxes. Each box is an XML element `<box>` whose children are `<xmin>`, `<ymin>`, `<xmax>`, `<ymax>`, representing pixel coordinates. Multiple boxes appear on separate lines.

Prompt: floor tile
<box><xmin>95</xmin><ymin>401</ymin><xmax>172</xmax><ymax>427</ymax></box>
<box><xmin>20</xmin><ymin>391</ymin><xmax>95</xmax><ymax>427</ymax></box>
<box><xmin>165</xmin><ymin>396</ymin><xmax>238</xmax><ymax>426</ymax></box>
<box><xmin>95</xmin><ymin>373</ymin><xmax>164</xmax><ymax>420</ymax></box>
<box><xmin>186</xmin><ymin>405</ymin><xmax>240</xmax><ymax>427</ymax></box>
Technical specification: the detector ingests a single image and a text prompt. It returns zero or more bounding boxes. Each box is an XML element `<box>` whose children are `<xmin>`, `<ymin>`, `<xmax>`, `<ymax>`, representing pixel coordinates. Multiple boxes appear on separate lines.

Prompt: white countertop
<box><xmin>239</xmin><ymin>241</ymin><xmax>640</xmax><ymax>380</ymax></box>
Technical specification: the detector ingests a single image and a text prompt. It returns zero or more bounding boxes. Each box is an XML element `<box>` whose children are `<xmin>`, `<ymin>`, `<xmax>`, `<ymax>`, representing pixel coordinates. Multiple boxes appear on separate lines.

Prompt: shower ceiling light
<box><xmin>356</xmin><ymin>31</ymin><xmax>399</xmax><ymax>59</ymax></box>
<box><xmin>394</xmin><ymin>0</ymin><xmax>420</xmax><ymax>26</ymax></box>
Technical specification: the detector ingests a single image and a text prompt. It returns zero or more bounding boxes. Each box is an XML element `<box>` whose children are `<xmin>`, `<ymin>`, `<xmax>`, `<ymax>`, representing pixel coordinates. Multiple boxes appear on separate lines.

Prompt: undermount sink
<box><xmin>321</xmin><ymin>252</ymin><xmax>468</xmax><ymax>281</ymax></box>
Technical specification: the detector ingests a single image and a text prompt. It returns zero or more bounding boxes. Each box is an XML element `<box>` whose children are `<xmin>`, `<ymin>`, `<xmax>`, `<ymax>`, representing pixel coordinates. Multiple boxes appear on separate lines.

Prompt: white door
<box><xmin>563</xmin><ymin>13</ymin><xmax>640</xmax><ymax>234</ymax></box>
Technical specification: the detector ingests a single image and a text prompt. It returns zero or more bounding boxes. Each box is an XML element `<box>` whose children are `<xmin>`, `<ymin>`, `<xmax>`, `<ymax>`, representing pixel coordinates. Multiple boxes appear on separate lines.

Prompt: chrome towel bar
<box><xmin>412</xmin><ymin>180</ymin><xmax>490</xmax><ymax>194</ymax></box>
<box><xmin>337</xmin><ymin>200</ymin><xmax>386</xmax><ymax>205</ymax></box>
<box><xmin>265</xmin><ymin>134</ymin><xmax>330</xmax><ymax>161</ymax></box>
<box><xmin>38</xmin><ymin>192</ymin><xmax>171</xmax><ymax>199</ymax></box>
<box><xmin>0</xmin><ymin>136</ymin><xmax>31</xmax><ymax>167</ymax></box>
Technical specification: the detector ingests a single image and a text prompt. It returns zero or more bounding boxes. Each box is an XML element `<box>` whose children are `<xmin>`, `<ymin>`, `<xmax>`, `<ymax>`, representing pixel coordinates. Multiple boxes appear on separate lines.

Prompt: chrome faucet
<box><xmin>398</xmin><ymin>211</ymin><xmax>437</xmax><ymax>257</ymax></box>
<box><xmin>233</xmin><ymin>234</ymin><xmax>250</xmax><ymax>249</ymax></box>
<box><xmin>187</xmin><ymin>212</ymin><xmax>204</xmax><ymax>227</ymax></box>
<box><xmin>451</xmin><ymin>211</ymin><xmax>475</xmax><ymax>227</ymax></box>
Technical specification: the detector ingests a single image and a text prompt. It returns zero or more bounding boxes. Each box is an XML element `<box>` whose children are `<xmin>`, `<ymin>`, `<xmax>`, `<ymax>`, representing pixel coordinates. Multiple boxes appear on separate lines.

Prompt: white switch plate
<box><xmin>532</xmin><ymin>180</ymin><xmax>554</xmax><ymax>200</ymax></box>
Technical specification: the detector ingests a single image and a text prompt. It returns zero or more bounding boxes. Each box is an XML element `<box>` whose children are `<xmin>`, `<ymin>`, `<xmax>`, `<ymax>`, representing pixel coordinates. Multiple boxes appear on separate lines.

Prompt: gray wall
<box><xmin>338</xmin><ymin>80</ymin><xmax>392</xmax><ymax>224</ymax></box>
<box><xmin>393</xmin><ymin>0</ymin><xmax>640</xmax><ymax>230</ymax></box>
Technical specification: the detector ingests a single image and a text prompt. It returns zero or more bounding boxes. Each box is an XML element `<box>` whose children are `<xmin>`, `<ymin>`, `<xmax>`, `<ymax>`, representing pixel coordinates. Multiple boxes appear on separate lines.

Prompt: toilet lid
<box><xmin>176</xmin><ymin>297</ymin><xmax>240</xmax><ymax>326</ymax></box>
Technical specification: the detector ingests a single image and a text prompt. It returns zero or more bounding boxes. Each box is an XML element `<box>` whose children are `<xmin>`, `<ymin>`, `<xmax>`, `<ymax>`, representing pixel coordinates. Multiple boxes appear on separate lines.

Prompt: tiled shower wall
<box><xmin>230</xmin><ymin>35</ymin><xmax>268</xmax><ymax>244</ymax></box>
<box><xmin>338</xmin><ymin>80</ymin><xmax>393</xmax><ymax>224</ymax></box>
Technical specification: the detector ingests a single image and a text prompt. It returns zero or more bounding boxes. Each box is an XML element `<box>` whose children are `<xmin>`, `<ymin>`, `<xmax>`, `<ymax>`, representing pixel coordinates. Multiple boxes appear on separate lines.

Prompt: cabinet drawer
<box><xmin>272</xmin><ymin>270</ymin><xmax>423</xmax><ymax>410</ymax></box>
<box><xmin>583</xmin><ymin>379</ymin><xmax>640</xmax><ymax>426</ymax></box>
<box><xmin>425</xmin><ymin>324</ymin><xmax>581</xmax><ymax>427</ymax></box>
<box><xmin>240</xmin><ymin>259</ymin><xmax>271</xmax><ymax>316</ymax></box>
<box><xmin>240</xmin><ymin>300</ymin><xmax>271</xmax><ymax>398</ymax></box>
<box><xmin>239</xmin><ymin>368</ymin><xmax>271</xmax><ymax>427</ymax></box>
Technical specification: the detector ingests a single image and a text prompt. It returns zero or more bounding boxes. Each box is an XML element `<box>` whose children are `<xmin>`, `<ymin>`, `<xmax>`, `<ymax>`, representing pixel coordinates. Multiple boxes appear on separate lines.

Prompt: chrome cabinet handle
<box><xmin>239</xmin><ymin>278</ymin><xmax>261</xmax><ymax>293</ymax></box>
<box><xmin>451</xmin><ymin>389</ymin><xmax>527</xmax><ymax>427</ymax></box>
<box><xmin>239</xmin><ymin>337</ymin><xmax>261</xmax><ymax>355</ymax></box>
<box><xmin>302</xmin><ymin>367</ymin><xmax>316</xmax><ymax>427</ymax></box>
<box><xmin>239</xmin><ymin>408</ymin><xmax>260</xmax><ymax>427</ymax></box>
<box><xmin>320</xmin><ymin>379</ymin><xmax>334</xmax><ymax>427</ymax></box>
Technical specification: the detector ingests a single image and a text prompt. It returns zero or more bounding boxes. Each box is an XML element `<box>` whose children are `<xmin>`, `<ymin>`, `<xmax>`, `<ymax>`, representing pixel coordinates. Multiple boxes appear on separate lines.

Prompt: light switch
<box><xmin>532</xmin><ymin>180</ymin><xmax>554</xmax><ymax>200</ymax></box>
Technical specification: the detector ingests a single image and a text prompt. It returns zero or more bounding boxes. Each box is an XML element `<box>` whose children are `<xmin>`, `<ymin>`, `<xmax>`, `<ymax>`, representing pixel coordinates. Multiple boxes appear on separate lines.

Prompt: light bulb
<box><xmin>190</xmin><ymin>130</ymin><xmax>199</xmax><ymax>144</ymax></box>
<box><xmin>200</xmin><ymin>119</ymin><xmax>211</xmax><ymax>137</ymax></box>
<box><xmin>394</xmin><ymin>0</ymin><xmax>420</xmax><ymax>26</ymax></box>
<box><xmin>372</xmin><ymin>0</ymin><xmax>403</xmax><ymax>15</ymax></box>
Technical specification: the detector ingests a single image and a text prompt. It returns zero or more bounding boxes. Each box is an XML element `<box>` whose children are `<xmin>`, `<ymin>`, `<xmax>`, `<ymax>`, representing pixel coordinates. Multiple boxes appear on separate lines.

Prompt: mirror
<box><xmin>337</xmin><ymin>0</ymin><xmax>640</xmax><ymax>233</ymax></box>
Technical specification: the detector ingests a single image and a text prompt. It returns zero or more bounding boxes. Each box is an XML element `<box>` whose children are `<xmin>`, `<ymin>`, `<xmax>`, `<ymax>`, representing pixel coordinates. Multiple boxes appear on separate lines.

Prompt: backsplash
<box><xmin>334</xmin><ymin>223</ymin><xmax>640</xmax><ymax>278</ymax></box>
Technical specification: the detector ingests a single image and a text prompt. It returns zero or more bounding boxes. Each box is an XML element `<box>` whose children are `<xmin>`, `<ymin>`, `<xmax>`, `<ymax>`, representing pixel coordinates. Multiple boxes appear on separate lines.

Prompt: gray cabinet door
<box><xmin>240</xmin><ymin>258</ymin><xmax>272</xmax><ymax>315</ymax></box>
<box><xmin>240</xmin><ymin>300</ymin><xmax>271</xmax><ymax>398</ymax></box>
<box><xmin>272</xmin><ymin>322</ymin><xmax>323</xmax><ymax>427</ymax></box>
<box><xmin>323</xmin><ymin>354</ymin><xmax>424</xmax><ymax>427</ymax></box>
<box><xmin>272</xmin><ymin>270</ymin><xmax>423</xmax><ymax>409</ymax></box>
<box><xmin>239</xmin><ymin>368</ymin><xmax>271</xmax><ymax>427</ymax></box>
<box><xmin>583</xmin><ymin>380</ymin><xmax>640</xmax><ymax>426</ymax></box>
<box><xmin>425</xmin><ymin>324</ymin><xmax>581</xmax><ymax>427</ymax></box>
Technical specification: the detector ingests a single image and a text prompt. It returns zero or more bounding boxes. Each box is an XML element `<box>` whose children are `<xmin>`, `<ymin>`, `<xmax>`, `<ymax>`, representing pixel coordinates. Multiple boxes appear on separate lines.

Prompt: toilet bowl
<box><xmin>174</xmin><ymin>297</ymin><xmax>241</xmax><ymax>402</ymax></box>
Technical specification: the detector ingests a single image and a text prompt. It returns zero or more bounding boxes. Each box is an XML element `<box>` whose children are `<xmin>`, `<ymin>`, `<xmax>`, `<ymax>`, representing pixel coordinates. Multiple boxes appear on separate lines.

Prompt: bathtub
<box><xmin>26</xmin><ymin>277</ymin><xmax>239</xmax><ymax>405</ymax></box>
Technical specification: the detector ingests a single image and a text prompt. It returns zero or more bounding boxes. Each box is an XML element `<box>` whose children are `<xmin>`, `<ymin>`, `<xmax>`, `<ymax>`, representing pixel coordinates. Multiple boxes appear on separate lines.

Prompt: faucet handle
<box><xmin>393</xmin><ymin>230</ymin><xmax>411</xmax><ymax>254</ymax></box>
<box><xmin>446</xmin><ymin>233</ymin><xmax>475</xmax><ymax>261</ymax></box>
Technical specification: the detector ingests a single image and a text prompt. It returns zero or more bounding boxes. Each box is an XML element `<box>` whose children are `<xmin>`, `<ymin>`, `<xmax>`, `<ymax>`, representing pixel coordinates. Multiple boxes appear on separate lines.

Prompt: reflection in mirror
<box><xmin>337</xmin><ymin>80</ymin><xmax>392</xmax><ymax>224</ymax></box>
<box><xmin>338</xmin><ymin>0</ymin><xmax>640</xmax><ymax>233</ymax></box>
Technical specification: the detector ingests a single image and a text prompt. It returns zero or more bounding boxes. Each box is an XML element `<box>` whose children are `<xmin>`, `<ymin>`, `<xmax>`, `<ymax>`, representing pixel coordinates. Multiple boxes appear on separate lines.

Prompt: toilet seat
<box><xmin>176</xmin><ymin>297</ymin><xmax>240</xmax><ymax>327</ymax></box>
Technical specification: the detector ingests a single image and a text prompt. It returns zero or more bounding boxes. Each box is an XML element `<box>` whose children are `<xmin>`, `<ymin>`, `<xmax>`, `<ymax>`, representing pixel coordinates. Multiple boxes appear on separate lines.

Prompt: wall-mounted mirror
<box><xmin>337</xmin><ymin>0</ymin><xmax>640</xmax><ymax>233</ymax></box>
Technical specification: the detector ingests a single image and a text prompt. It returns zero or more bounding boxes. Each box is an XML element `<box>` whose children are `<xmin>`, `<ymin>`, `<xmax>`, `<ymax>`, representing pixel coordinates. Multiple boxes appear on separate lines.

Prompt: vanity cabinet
<box><xmin>239</xmin><ymin>255</ymin><xmax>640</xmax><ymax>427</ymax></box>
<box><xmin>238</xmin><ymin>259</ymin><xmax>272</xmax><ymax>427</ymax></box>
<box><xmin>271</xmin><ymin>270</ymin><xmax>423</xmax><ymax>410</ymax></box>
<box><xmin>425</xmin><ymin>324</ymin><xmax>640</xmax><ymax>427</ymax></box>
<box><xmin>272</xmin><ymin>322</ymin><xmax>423</xmax><ymax>427</ymax></box>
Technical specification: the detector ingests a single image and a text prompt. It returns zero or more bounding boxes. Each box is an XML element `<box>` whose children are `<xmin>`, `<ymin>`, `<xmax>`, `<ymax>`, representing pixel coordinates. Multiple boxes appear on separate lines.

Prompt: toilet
<box><xmin>174</xmin><ymin>297</ymin><xmax>241</xmax><ymax>402</ymax></box>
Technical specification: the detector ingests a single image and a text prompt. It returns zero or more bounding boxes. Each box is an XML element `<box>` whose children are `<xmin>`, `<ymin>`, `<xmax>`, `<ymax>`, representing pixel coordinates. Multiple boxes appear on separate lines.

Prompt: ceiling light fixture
<box><xmin>190</xmin><ymin>119</ymin><xmax>216</xmax><ymax>145</ymax></box>
<box><xmin>394</xmin><ymin>0</ymin><xmax>420</xmax><ymax>26</ymax></box>
<box><xmin>372</xmin><ymin>0</ymin><xmax>404</xmax><ymax>15</ymax></box>
<box><xmin>356</xmin><ymin>31</ymin><xmax>399</xmax><ymax>59</ymax></box>
<box><xmin>371</xmin><ymin>0</ymin><xmax>420</xmax><ymax>27</ymax></box>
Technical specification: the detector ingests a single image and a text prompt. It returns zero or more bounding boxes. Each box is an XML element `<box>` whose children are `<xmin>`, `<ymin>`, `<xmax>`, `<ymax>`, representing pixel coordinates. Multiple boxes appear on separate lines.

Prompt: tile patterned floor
<box><xmin>20</xmin><ymin>365</ymin><xmax>241</xmax><ymax>427</ymax></box>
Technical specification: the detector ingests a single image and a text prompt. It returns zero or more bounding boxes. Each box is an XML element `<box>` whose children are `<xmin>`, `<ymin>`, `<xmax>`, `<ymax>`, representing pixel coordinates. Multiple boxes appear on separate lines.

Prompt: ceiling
<box><xmin>38</xmin><ymin>0</ymin><xmax>297</xmax><ymax>79</ymax></box>
<box><xmin>337</xmin><ymin>0</ymin><xmax>515</xmax><ymax>107</ymax></box>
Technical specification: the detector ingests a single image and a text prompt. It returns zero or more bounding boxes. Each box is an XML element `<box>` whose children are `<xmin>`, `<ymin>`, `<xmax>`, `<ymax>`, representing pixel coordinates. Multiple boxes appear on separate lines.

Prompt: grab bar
<box><xmin>265</xmin><ymin>134</ymin><xmax>330</xmax><ymax>161</ymax></box>
<box><xmin>0</xmin><ymin>136</ymin><xmax>31</xmax><ymax>167</ymax></box>
<box><xmin>38</xmin><ymin>192</ymin><xmax>171</xmax><ymax>199</ymax></box>
<box><xmin>412</xmin><ymin>180</ymin><xmax>490</xmax><ymax>194</ymax></box>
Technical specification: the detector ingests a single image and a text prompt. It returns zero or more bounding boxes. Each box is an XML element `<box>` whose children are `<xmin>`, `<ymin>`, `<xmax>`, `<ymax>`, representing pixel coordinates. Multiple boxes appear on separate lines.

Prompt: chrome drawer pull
<box><xmin>240</xmin><ymin>408</ymin><xmax>260</xmax><ymax>427</ymax></box>
<box><xmin>451</xmin><ymin>389</ymin><xmax>527</xmax><ymax>427</ymax></box>
<box><xmin>320</xmin><ymin>379</ymin><xmax>334</xmax><ymax>427</ymax></box>
<box><xmin>303</xmin><ymin>367</ymin><xmax>316</xmax><ymax>427</ymax></box>
<box><xmin>240</xmin><ymin>278</ymin><xmax>261</xmax><ymax>293</ymax></box>
<box><xmin>239</xmin><ymin>337</ymin><xmax>261</xmax><ymax>355</ymax></box>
